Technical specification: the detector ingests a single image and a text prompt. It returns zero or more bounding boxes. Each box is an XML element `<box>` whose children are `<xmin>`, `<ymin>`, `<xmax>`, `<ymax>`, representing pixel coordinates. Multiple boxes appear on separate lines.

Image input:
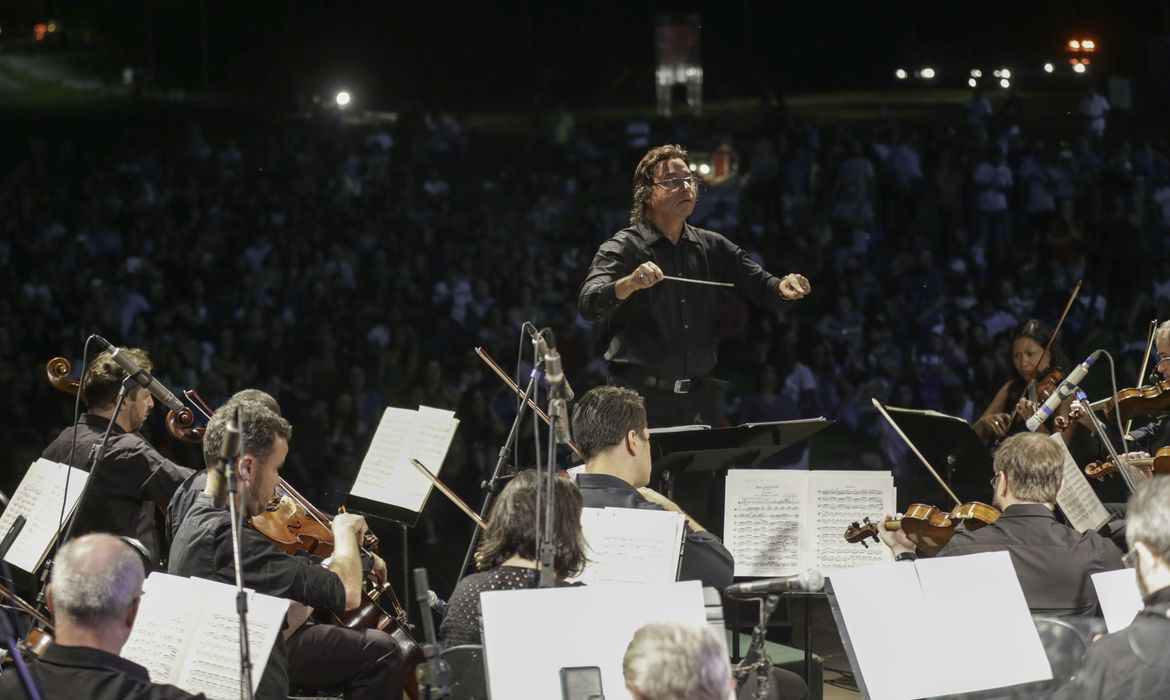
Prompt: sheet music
<box><xmin>724</xmin><ymin>470</ymin><xmax>805</xmax><ymax>576</ymax></box>
<box><xmin>1092</xmin><ymin>568</ymin><xmax>1143</xmax><ymax>632</ymax></box>
<box><xmin>832</xmin><ymin>552</ymin><xmax>1051</xmax><ymax>700</ymax></box>
<box><xmin>806</xmin><ymin>472</ymin><xmax>895</xmax><ymax>575</ymax></box>
<box><xmin>724</xmin><ymin>470</ymin><xmax>894</xmax><ymax>577</ymax></box>
<box><xmin>480</xmin><ymin>581</ymin><xmax>706</xmax><ymax>700</ymax></box>
<box><xmin>123</xmin><ymin>573</ymin><xmax>288</xmax><ymax>699</ymax></box>
<box><xmin>350</xmin><ymin>405</ymin><xmax>459</xmax><ymax>513</ymax></box>
<box><xmin>1048</xmin><ymin>433</ymin><xmax>1110</xmax><ymax>532</ymax></box>
<box><xmin>571</xmin><ymin>508</ymin><xmax>686</xmax><ymax>586</ymax></box>
<box><xmin>0</xmin><ymin>459</ymin><xmax>89</xmax><ymax>573</ymax></box>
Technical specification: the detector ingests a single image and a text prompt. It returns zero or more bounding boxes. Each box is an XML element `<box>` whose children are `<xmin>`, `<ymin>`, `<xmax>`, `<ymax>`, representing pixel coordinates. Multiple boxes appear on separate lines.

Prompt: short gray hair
<box><xmin>623</xmin><ymin>622</ymin><xmax>731</xmax><ymax>700</ymax></box>
<box><xmin>1126</xmin><ymin>476</ymin><xmax>1170</xmax><ymax>557</ymax></box>
<box><xmin>203</xmin><ymin>398</ymin><xmax>292</xmax><ymax>469</ymax></box>
<box><xmin>1155</xmin><ymin>320</ymin><xmax>1170</xmax><ymax>347</ymax></box>
<box><xmin>994</xmin><ymin>432</ymin><xmax>1064</xmax><ymax>503</ymax></box>
<box><xmin>52</xmin><ymin>534</ymin><xmax>144</xmax><ymax>627</ymax></box>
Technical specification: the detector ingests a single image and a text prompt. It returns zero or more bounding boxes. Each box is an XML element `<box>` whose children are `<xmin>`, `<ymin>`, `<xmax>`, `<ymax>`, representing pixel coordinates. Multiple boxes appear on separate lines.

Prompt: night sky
<box><xmin>9</xmin><ymin>1</ymin><xmax>1170</xmax><ymax>108</ymax></box>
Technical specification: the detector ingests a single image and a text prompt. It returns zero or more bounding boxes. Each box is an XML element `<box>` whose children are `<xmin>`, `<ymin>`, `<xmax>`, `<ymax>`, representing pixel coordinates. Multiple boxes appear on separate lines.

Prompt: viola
<box><xmin>1100</xmin><ymin>379</ymin><xmax>1170</xmax><ymax>422</ymax></box>
<box><xmin>1085</xmin><ymin>447</ymin><xmax>1170</xmax><ymax>481</ymax></box>
<box><xmin>844</xmin><ymin>501</ymin><xmax>1000</xmax><ymax>557</ymax></box>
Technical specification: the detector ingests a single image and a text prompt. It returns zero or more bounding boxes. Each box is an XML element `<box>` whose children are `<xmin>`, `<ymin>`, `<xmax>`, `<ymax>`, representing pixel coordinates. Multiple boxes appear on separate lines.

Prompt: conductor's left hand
<box><xmin>779</xmin><ymin>274</ymin><xmax>811</xmax><ymax>300</ymax></box>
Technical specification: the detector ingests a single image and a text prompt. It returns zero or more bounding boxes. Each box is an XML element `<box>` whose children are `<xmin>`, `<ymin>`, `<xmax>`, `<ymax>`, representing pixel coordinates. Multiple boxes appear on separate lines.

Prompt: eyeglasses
<box><xmin>653</xmin><ymin>176</ymin><xmax>699</xmax><ymax>190</ymax></box>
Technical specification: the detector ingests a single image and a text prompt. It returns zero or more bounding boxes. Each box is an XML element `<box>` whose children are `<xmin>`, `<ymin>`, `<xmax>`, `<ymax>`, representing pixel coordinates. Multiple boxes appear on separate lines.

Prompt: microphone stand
<box><xmin>731</xmin><ymin>593</ymin><xmax>782</xmax><ymax>700</ymax></box>
<box><xmin>1078</xmin><ymin>390</ymin><xmax>1139</xmax><ymax>494</ymax></box>
<box><xmin>457</xmin><ymin>359</ymin><xmax>543</xmax><ymax>582</ymax></box>
<box><xmin>34</xmin><ymin>373</ymin><xmax>138</xmax><ymax>626</ymax></box>
<box><xmin>0</xmin><ymin>516</ymin><xmax>41</xmax><ymax>700</ymax></box>
<box><xmin>412</xmin><ymin>567</ymin><xmax>451</xmax><ymax>698</ymax></box>
<box><xmin>538</xmin><ymin>389</ymin><xmax>566</xmax><ymax>589</ymax></box>
<box><xmin>222</xmin><ymin>405</ymin><xmax>255</xmax><ymax>700</ymax></box>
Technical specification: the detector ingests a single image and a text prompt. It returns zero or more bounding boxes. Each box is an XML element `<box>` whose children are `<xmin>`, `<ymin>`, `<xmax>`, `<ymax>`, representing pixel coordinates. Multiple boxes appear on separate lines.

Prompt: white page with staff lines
<box><xmin>0</xmin><ymin>459</ymin><xmax>89</xmax><ymax>573</ymax></box>
<box><xmin>350</xmin><ymin>405</ymin><xmax>459</xmax><ymax>513</ymax></box>
<box><xmin>570</xmin><ymin>507</ymin><xmax>686</xmax><ymax>586</ymax></box>
<box><xmin>724</xmin><ymin>469</ymin><xmax>894</xmax><ymax>577</ymax></box>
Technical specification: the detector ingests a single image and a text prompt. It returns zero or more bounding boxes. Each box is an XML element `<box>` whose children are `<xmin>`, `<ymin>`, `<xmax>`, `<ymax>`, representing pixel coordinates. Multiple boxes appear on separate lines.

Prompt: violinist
<box><xmin>1052</xmin><ymin>477</ymin><xmax>1170</xmax><ymax>698</ymax></box>
<box><xmin>167</xmin><ymin>401</ymin><xmax>402</xmax><ymax>700</ymax></box>
<box><xmin>0</xmin><ymin>534</ymin><xmax>202</xmax><ymax>699</ymax></box>
<box><xmin>40</xmin><ymin>346</ymin><xmax>195</xmax><ymax>566</ymax></box>
<box><xmin>876</xmin><ymin>433</ymin><xmax>1122</xmax><ymax>615</ymax></box>
<box><xmin>972</xmin><ymin>319</ymin><xmax>1069</xmax><ymax>440</ymax></box>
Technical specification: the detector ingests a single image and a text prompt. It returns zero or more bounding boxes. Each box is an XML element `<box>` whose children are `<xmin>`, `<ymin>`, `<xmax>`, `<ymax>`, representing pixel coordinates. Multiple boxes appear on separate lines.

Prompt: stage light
<box><xmin>968</xmin><ymin>78</ymin><xmax>978</xmax><ymax>88</ymax></box>
<box><xmin>335</xmin><ymin>91</ymin><xmax>351</xmax><ymax>108</ymax></box>
<box><xmin>698</xmin><ymin>163</ymin><xmax>711</xmax><ymax>175</ymax></box>
<box><xmin>895</xmin><ymin>68</ymin><xmax>908</xmax><ymax>80</ymax></box>
<box><xmin>1073</xmin><ymin>63</ymin><xmax>1086</xmax><ymax>74</ymax></box>
<box><xmin>1000</xmin><ymin>78</ymin><xmax>1010</xmax><ymax>89</ymax></box>
<box><xmin>920</xmin><ymin>67</ymin><xmax>935</xmax><ymax>79</ymax></box>
<box><xmin>1000</xmin><ymin>68</ymin><xmax>1011</xmax><ymax>79</ymax></box>
<box><xmin>1083</xmin><ymin>40</ymin><xmax>1095</xmax><ymax>50</ymax></box>
<box><xmin>1069</xmin><ymin>40</ymin><xmax>1080</xmax><ymax>50</ymax></box>
<box><xmin>970</xmin><ymin>69</ymin><xmax>982</xmax><ymax>78</ymax></box>
<box><xmin>1044</xmin><ymin>63</ymin><xmax>1054</xmax><ymax>73</ymax></box>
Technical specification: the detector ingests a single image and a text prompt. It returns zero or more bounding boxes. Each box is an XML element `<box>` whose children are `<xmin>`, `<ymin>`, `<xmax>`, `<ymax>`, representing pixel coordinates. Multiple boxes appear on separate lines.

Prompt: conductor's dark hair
<box><xmin>475</xmin><ymin>470</ymin><xmax>587</xmax><ymax>578</ymax></box>
<box><xmin>630</xmin><ymin>144</ymin><xmax>692</xmax><ymax>225</ymax></box>
<box><xmin>571</xmin><ymin>386</ymin><xmax>648</xmax><ymax>461</ymax></box>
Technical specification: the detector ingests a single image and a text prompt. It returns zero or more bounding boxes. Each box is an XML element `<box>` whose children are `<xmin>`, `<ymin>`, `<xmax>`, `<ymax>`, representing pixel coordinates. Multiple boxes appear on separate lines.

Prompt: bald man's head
<box><xmin>51</xmin><ymin>533</ymin><xmax>145</xmax><ymax>628</ymax></box>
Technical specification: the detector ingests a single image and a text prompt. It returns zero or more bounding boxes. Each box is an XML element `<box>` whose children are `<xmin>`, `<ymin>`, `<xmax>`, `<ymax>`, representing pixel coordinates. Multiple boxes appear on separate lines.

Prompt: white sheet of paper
<box><xmin>123</xmin><ymin>573</ymin><xmax>289</xmax><ymax>699</ymax></box>
<box><xmin>832</xmin><ymin>552</ymin><xmax>1051</xmax><ymax>700</ymax></box>
<box><xmin>480</xmin><ymin>581</ymin><xmax>706</xmax><ymax>700</ymax></box>
<box><xmin>350</xmin><ymin>405</ymin><xmax>459</xmax><ymax>513</ymax></box>
<box><xmin>805</xmin><ymin>471</ymin><xmax>895</xmax><ymax>575</ymax></box>
<box><xmin>914</xmin><ymin>552</ymin><xmax>1053</xmax><ymax>694</ymax></box>
<box><xmin>0</xmin><ymin>459</ymin><xmax>90</xmax><ymax>573</ymax></box>
<box><xmin>1092</xmin><ymin>567</ymin><xmax>1143</xmax><ymax>632</ymax></box>
<box><xmin>724</xmin><ymin>469</ymin><xmax>806</xmax><ymax>576</ymax></box>
<box><xmin>572</xmin><ymin>508</ymin><xmax>685</xmax><ymax>586</ymax></box>
<box><xmin>1049</xmin><ymin>433</ymin><xmax>1110</xmax><ymax>532</ymax></box>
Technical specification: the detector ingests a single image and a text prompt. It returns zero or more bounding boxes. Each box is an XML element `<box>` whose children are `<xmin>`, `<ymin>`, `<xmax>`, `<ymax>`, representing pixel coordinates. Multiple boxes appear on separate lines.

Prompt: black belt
<box><xmin>611</xmin><ymin>365</ymin><xmax>726</xmax><ymax>394</ymax></box>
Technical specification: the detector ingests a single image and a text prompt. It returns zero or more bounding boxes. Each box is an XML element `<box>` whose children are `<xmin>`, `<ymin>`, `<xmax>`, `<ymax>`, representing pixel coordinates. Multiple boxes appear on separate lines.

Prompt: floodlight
<box><xmin>1073</xmin><ymin>63</ymin><xmax>1086</xmax><ymax>74</ymax></box>
<box><xmin>1083</xmin><ymin>40</ymin><xmax>1095</xmax><ymax>50</ymax></box>
<box><xmin>335</xmin><ymin>91</ymin><xmax>352</xmax><ymax>108</ymax></box>
<box><xmin>1000</xmin><ymin>78</ymin><xmax>1010</xmax><ymax>89</ymax></box>
<box><xmin>1069</xmin><ymin>40</ymin><xmax>1080</xmax><ymax>50</ymax></box>
<box><xmin>968</xmin><ymin>78</ymin><xmax>977</xmax><ymax>88</ymax></box>
<box><xmin>698</xmin><ymin>163</ymin><xmax>711</xmax><ymax>175</ymax></box>
<box><xmin>920</xmin><ymin>67</ymin><xmax>936</xmax><ymax>79</ymax></box>
<box><xmin>895</xmin><ymin>68</ymin><xmax>908</xmax><ymax>80</ymax></box>
<box><xmin>970</xmin><ymin>69</ymin><xmax>982</xmax><ymax>78</ymax></box>
<box><xmin>1000</xmin><ymin>68</ymin><xmax>1011</xmax><ymax>79</ymax></box>
<box><xmin>1044</xmin><ymin>63</ymin><xmax>1054</xmax><ymax>73</ymax></box>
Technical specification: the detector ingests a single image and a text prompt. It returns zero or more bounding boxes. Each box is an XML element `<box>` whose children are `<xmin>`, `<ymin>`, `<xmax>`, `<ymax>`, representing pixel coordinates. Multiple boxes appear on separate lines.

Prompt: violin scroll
<box><xmin>46</xmin><ymin>356</ymin><xmax>81</xmax><ymax>399</ymax></box>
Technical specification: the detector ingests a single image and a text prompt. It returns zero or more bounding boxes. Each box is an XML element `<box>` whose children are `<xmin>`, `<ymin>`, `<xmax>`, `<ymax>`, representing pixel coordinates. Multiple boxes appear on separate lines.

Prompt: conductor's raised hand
<box><xmin>778</xmin><ymin>273</ymin><xmax>811</xmax><ymax>300</ymax></box>
<box><xmin>616</xmin><ymin>261</ymin><xmax>665</xmax><ymax>300</ymax></box>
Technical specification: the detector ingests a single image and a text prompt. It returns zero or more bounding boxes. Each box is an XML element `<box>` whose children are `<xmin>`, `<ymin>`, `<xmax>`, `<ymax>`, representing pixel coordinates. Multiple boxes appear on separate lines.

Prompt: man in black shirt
<box><xmin>578</xmin><ymin>144</ymin><xmax>811</xmax><ymax>427</ymax></box>
<box><xmin>41</xmin><ymin>347</ymin><xmax>194</xmax><ymax>565</ymax></box>
<box><xmin>571</xmin><ymin>386</ymin><xmax>734</xmax><ymax>589</ymax></box>
<box><xmin>168</xmin><ymin>400</ymin><xmax>402</xmax><ymax>700</ymax></box>
<box><xmin>1053</xmin><ymin>476</ymin><xmax>1170</xmax><ymax>698</ymax></box>
<box><xmin>878</xmin><ymin>432</ymin><xmax>1123</xmax><ymax>615</ymax></box>
<box><xmin>0</xmin><ymin>533</ymin><xmax>201</xmax><ymax>700</ymax></box>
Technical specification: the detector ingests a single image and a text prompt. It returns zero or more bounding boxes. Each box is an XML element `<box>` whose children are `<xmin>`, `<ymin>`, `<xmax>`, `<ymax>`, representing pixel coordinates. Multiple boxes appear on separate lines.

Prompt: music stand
<box><xmin>649</xmin><ymin>419</ymin><xmax>832</xmax><ymax>539</ymax></box>
<box><xmin>880</xmin><ymin>407</ymin><xmax>994</xmax><ymax>507</ymax></box>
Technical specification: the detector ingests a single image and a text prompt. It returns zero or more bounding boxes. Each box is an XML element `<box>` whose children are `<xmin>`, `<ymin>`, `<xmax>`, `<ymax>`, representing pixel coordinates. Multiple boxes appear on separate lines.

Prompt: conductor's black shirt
<box><xmin>578</xmin><ymin>221</ymin><xmax>788</xmax><ymax>381</ymax></box>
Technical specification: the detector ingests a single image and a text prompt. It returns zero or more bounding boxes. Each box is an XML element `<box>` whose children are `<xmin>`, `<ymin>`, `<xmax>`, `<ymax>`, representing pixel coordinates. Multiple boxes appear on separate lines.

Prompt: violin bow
<box><xmin>474</xmin><ymin>346</ymin><xmax>582</xmax><ymax>458</ymax></box>
<box><xmin>871</xmin><ymin>398</ymin><xmax>963</xmax><ymax>507</ymax></box>
<box><xmin>410</xmin><ymin>458</ymin><xmax>487</xmax><ymax>528</ymax></box>
<box><xmin>1007</xmin><ymin>280</ymin><xmax>1082</xmax><ymax>425</ymax></box>
<box><xmin>1124</xmin><ymin>319</ymin><xmax>1158</xmax><ymax>439</ymax></box>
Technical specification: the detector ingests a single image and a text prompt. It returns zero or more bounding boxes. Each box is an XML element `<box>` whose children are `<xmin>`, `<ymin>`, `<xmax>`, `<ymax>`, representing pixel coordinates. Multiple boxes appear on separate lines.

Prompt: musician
<box><xmin>577</xmin><ymin>144</ymin><xmax>811</xmax><ymax>427</ymax></box>
<box><xmin>0</xmin><ymin>534</ymin><xmax>202</xmax><ymax>699</ymax></box>
<box><xmin>1052</xmin><ymin>476</ymin><xmax>1170</xmax><ymax>698</ymax></box>
<box><xmin>571</xmin><ymin>386</ymin><xmax>734</xmax><ymax>590</ymax></box>
<box><xmin>167</xmin><ymin>401</ymin><xmax>401</xmax><ymax>700</ymax></box>
<box><xmin>439</xmin><ymin>469</ymin><xmax>587</xmax><ymax>647</ymax></box>
<box><xmin>972</xmin><ymin>319</ymin><xmax>1069</xmax><ymax>440</ymax></box>
<box><xmin>878</xmin><ymin>432</ymin><xmax>1123</xmax><ymax>615</ymax></box>
<box><xmin>623</xmin><ymin>622</ymin><xmax>734</xmax><ymax>700</ymax></box>
<box><xmin>41</xmin><ymin>347</ymin><xmax>195</xmax><ymax>565</ymax></box>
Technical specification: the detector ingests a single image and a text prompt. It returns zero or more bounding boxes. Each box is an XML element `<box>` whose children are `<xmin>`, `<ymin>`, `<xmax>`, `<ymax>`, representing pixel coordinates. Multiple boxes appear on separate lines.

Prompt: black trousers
<box><xmin>287</xmin><ymin>621</ymin><xmax>404</xmax><ymax>700</ymax></box>
<box><xmin>608</xmin><ymin>376</ymin><xmax>703</xmax><ymax>428</ymax></box>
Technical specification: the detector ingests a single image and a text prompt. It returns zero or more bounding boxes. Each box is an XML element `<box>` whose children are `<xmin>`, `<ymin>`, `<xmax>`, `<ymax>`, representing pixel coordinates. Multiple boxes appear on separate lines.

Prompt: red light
<box><xmin>34</xmin><ymin>22</ymin><xmax>46</xmax><ymax>41</ymax></box>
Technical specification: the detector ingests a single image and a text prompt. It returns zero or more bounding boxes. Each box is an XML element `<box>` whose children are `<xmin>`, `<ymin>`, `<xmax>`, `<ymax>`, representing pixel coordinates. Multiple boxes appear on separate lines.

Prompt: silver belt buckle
<box><xmin>673</xmin><ymin>379</ymin><xmax>691</xmax><ymax>394</ymax></box>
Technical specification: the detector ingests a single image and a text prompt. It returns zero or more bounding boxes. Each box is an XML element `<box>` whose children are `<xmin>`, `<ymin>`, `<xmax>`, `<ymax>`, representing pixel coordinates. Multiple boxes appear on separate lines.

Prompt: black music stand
<box><xmin>880</xmin><ymin>407</ymin><xmax>994</xmax><ymax>508</ymax></box>
<box><xmin>649</xmin><ymin>419</ymin><xmax>832</xmax><ymax>539</ymax></box>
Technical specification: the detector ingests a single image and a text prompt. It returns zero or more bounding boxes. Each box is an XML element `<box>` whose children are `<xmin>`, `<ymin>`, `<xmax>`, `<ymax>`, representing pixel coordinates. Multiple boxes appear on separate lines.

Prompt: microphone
<box><xmin>525</xmin><ymin>325</ymin><xmax>575</xmax><ymax>401</ymax></box>
<box><xmin>91</xmin><ymin>335</ymin><xmax>185</xmax><ymax>412</ymax></box>
<box><xmin>425</xmin><ymin>589</ymin><xmax>447</xmax><ymax>617</ymax></box>
<box><xmin>723</xmin><ymin>569</ymin><xmax>825</xmax><ymax>599</ymax></box>
<box><xmin>1025</xmin><ymin>350</ymin><xmax>1101</xmax><ymax>432</ymax></box>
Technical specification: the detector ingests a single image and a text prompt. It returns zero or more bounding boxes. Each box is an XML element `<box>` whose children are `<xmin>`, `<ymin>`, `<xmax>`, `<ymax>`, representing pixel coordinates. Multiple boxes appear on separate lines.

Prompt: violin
<box><xmin>1099</xmin><ymin>378</ymin><xmax>1170</xmax><ymax>422</ymax></box>
<box><xmin>1085</xmin><ymin>447</ymin><xmax>1170</xmax><ymax>481</ymax></box>
<box><xmin>0</xmin><ymin>581</ymin><xmax>55</xmax><ymax>659</ymax></box>
<box><xmin>844</xmin><ymin>501</ymin><xmax>1000</xmax><ymax>557</ymax></box>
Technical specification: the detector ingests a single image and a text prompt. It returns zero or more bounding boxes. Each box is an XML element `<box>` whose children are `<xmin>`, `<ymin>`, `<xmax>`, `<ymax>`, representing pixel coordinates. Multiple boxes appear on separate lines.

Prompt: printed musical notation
<box><xmin>573</xmin><ymin>508</ymin><xmax>687</xmax><ymax>586</ymax></box>
<box><xmin>351</xmin><ymin>405</ymin><xmax>459</xmax><ymax>514</ymax></box>
<box><xmin>724</xmin><ymin>470</ymin><xmax>895</xmax><ymax>577</ymax></box>
<box><xmin>0</xmin><ymin>459</ymin><xmax>89</xmax><ymax>573</ymax></box>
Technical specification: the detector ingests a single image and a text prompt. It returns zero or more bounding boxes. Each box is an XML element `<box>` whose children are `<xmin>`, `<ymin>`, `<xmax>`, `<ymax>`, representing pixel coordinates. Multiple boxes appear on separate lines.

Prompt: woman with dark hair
<box><xmin>439</xmin><ymin>470</ymin><xmax>588</xmax><ymax>647</ymax></box>
<box><xmin>973</xmin><ymin>319</ymin><xmax>1070</xmax><ymax>440</ymax></box>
